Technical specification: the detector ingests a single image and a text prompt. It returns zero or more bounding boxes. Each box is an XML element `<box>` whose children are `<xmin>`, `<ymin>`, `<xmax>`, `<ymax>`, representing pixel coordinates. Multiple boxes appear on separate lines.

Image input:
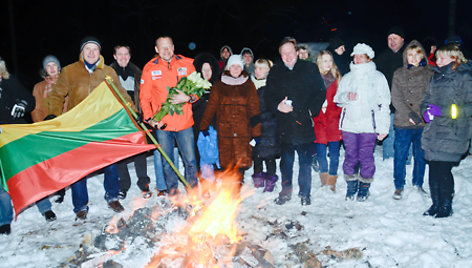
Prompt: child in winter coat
<box><xmin>333</xmin><ymin>43</ymin><xmax>391</xmax><ymax>201</ymax></box>
<box><xmin>391</xmin><ymin>40</ymin><xmax>433</xmax><ymax>200</ymax></box>
<box><xmin>313</xmin><ymin>51</ymin><xmax>343</xmax><ymax>191</ymax></box>
<box><xmin>421</xmin><ymin>44</ymin><xmax>472</xmax><ymax>218</ymax></box>
<box><xmin>250</xmin><ymin>59</ymin><xmax>280</xmax><ymax>192</ymax></box>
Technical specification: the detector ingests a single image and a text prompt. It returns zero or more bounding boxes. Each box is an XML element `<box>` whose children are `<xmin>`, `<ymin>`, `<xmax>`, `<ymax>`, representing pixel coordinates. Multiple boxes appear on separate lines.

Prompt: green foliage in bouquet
<box><xmin>152</xmin><ymin>72</ymin><xmax>212</xmax><ymax>122</ymax></box>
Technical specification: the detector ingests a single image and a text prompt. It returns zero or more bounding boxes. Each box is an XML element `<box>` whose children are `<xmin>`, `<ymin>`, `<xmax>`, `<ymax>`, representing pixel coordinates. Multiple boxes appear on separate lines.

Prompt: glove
<box><xmin>0</xmin><ymin>126</ymin><xmax>2</xmax><ymax>134</ymax></box>
<box><xmin>423</xmin><ymin>104</ymin><xmax>442</xmax><ymax>123</ymax></box>
<box><xmin>408</xmin><ymin>111</ymin><xmax>423</xmax><ymax>125</ymax></box>
<box><xmin>11</xmin><ymin>100</ymin><xmax>27</xmax><ymax>118</ymax></box>
<box><xmin>202</xmin><ymin>130</ymin><xmax>209</xmax><ymax>137</ymax></box>
<box><xmin>44</xmin><ymin>114</ymin><xmax>57</xmax><ymax>120</ymax></box>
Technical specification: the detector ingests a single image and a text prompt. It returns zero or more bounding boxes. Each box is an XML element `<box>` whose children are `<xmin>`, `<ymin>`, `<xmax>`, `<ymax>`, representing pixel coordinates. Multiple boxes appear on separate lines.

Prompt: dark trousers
<box><xmin>253</xmin><ymin>157</ymin><xmax>276</xmax><ymax>176</ymax></box>
<box><xmin>117</xmin><ymin>152</ymin><xmax>151</xmax><ymax>192</ymax></box>
<box><xmin>279</xmin><ymin>143</ymin><xmax>313</xmax><ymax>198</ymax></box>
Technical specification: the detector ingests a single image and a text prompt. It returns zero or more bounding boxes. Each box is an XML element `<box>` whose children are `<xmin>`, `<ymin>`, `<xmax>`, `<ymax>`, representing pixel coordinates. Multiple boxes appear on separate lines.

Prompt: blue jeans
<box><xmin>0</xmin><ymin>188</ymin><xmax>51</xmax><ymax>224</ymax></box>
<box><xmin>71</xmin><ymin>164</ymin><xmax>119</xmax><ymax>213</ymax></box>
<box><xmin>0</xmin><ymin>188</ymin><xmax>13</xmax><ymax>225</ymax></box>
<box><xmin>155</xmin><ymin>127</ymin><xmax>198</xmax><ymax>193</ymax></box>
<box><xmin>153</xmin><ymin>147</ymin><xmax>180</xmax><ymax>191</ymax></box>
<box><xmin>315</xmin><ymin>141</ymin><xmax>340</xmax><ymax>176</ymax></box>
<box><xmin>393</xmin><ymin>128</ymin><xmax>426</xmax><ymax>190</ymax></box>
<box><xmin>383</xmin><ymin>113</ymin><xmax>395</xmax><ymax>160</ymax></box>
<box><xmin>279</xmin><ymin>143</ymin><xmax>313</xmax><ymax>198</ymax></box>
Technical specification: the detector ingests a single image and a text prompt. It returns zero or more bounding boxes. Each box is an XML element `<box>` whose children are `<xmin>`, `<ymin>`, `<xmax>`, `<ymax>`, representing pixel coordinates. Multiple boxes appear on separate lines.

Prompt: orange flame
<box><xmin>145</xmin><ymin>167</ymin><xmax>251</xmax><ymax>267</ymax></box>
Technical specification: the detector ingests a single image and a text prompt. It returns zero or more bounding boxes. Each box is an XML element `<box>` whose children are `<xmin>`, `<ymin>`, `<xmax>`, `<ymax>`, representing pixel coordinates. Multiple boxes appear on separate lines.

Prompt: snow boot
<box><xmin>274</xmin><ymin>193</ymin><xmax>290</xmax><ymax>205</ymax></box>
<box><xmin>423</xmin><ymin>176</ymin><xmax>440</xmax><ymax>216</ymax></box>
<box><xmin>319</xmin><ymin>172</ymin><xmax>328</xmax><ymax>186</ymax></box>
<box><xmin>264</xmin><ymin>175</ymin><xmax>278</xmax><ymax>192</ymax></box>
<box><xmin>54</xmin><ymin>188</ymin><xmax>65</xmax><ymax>203</ymax></box>
<box><xmin>0</xmin><ymin>224</ymin><xmax>11</xmax><ymax>235</ymax></box>
<box><xmin>252</xmin><ymin>172</ymin><xmax>266</xmax><ymax>188</ymax></box>
<box><xmin>357</xmin><ymin>180</ymin><xmax>372</xmax><ymax>202</ymax></box>
<box><xmin>43</xmin><ymin>210</ymin><xmax>57</xmax><ymax>222</ymax></box>
<box><xmin>327</xmin><ymin>175</ymin><xmax>338</xmax><ymax>192</ymax></box>
<box><xmin>435</xmin><ymin>177</ymin><xmax>454</xmax><ymax>218</ymax></box>
<box><xmin>345</xmin><ymin>174</ymin><xmax>358</xmax><ymax>200</ymax></box>
<box><xmin>300</xmin><ymin>195</ymin><xmax>311</xmax><ymax>206</ymax></box>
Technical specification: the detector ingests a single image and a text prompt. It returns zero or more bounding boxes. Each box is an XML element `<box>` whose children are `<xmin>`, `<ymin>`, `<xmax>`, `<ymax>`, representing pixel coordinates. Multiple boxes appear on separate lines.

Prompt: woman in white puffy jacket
<box><xmin>333</xmin><ymin>43</ymin><xmax>391</xmax><ymax>201</ymax></box>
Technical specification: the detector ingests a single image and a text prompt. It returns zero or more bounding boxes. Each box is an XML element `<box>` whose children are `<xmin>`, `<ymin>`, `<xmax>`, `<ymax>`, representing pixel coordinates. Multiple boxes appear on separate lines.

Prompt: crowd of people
<box><xmin>1</xmin><ymin>26</ymin><xmax>471</xmax><ymax>235</ymax></box>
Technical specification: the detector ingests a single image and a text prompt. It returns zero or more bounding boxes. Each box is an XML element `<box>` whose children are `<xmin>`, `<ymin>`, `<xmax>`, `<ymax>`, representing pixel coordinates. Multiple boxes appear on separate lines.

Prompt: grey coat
<box><xmin>421</xmin><ymin>62</ymin><xmax>472</xmax><ymax>162</ymax></box>
<box><xmin>392</xmin><ymin>40</ymin><xmax>433</xmax><ymax>129</ymax></box>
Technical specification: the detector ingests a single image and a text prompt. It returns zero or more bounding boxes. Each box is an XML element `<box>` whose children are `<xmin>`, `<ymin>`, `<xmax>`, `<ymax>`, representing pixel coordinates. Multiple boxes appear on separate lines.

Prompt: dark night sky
<box><xmin>1</xmin><ymin>0</ymin><xmax>470</xmax><ymax>89</ymax></box>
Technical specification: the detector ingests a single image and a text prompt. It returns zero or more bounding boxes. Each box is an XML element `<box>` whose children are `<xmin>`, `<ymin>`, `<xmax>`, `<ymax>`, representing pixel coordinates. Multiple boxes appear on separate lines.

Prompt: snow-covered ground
<box><xmin>1</xmin><ymin>146</ymin><xmax>472</xmax><ymax>267</ymax></box>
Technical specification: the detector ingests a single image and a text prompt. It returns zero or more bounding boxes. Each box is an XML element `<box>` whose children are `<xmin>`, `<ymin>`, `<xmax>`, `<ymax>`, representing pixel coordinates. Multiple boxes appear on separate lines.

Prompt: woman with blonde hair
<box><xmin>313</xmin><ymin>50</ymin><xmax>343</xmax><ymax>191</ymax></box>
<box><xmin>421</xmin><ymin>44</ymin><xmax>472</xmax><ymax>218</ymax></box>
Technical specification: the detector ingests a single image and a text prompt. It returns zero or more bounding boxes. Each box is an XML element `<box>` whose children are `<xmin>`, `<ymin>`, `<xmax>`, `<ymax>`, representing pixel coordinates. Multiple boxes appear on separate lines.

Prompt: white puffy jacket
<box><xmin>333</xmin><ymin>61</ymin><xmax>391</xmax><ymax>134</ymax></box>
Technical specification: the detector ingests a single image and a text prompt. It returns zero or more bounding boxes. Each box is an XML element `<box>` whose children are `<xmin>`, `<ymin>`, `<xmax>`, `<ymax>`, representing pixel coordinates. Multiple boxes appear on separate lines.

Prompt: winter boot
<box><xmin>327</xmin><ymin>175</ymin><xmax>338</xmax><ymax>192</ymax></box>
<box><xmin>345</xmin><ymin>174</ymin><xmax>358</xmax><ymax>200</ymax></box>
<box><xmin>435</xmin><ymin>177</ymin><xmax>454</xmax><ymax>218</ymax></box>
<box><xmin>54</xmin><ymin>188</ymin><xmax>66</xmax><ymax>203</ymax></box>
<box><xmin>357</xmin><ymin>182</ymin><xmax>371</xmax><ymax>201</ymax></box>
<box><xmin>252</xmin><ymin>172</ymin><xmax>266</xmax><ymax>188</ymax></box>
<box><xmin>43</xmin><ymin>210</ymin><xmax>57</xmax><ymax>222</ymax></box>
<box><xmin>264</xmin><ymin>175</ymin><xmax>278</xmax><ymax>192</ymax></box>
<box><xmin>319</xmin><ymin>172</ymin><xmax>328</xmax><ymax>186</ymax></box>
<box><xmin>423</xmin><ymin>176</ymin><xmax>440</xmax><ymax>216</ymax></box>
<box><xmin>0</xmin><ymin>224</ymin><xmax>11</xmax><ymax>235</ymax></box>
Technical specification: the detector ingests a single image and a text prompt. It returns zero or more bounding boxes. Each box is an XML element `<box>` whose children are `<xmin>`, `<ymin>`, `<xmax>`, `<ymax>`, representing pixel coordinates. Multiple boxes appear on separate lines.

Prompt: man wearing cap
<box><xmin>327</xmin><ymin>37</ymin><xmax>350</xmax><ymax>75</ymax></box>
<box><xmin>376</xmin><ymin>26</ymin><xmax>406</xmax><ymax>160</ymax></box>
<box><xmin>264</xmin><ymin>37</ymin><xmax>325</xmax><ymax>206</ymax></box>
<box><xmin>140</xmin><ymin>36</ymin><xmax>198</xmax><ymax>195</ymax></box>
<box><xmin>48</xmin><ymin>36</ymin><xmax>134</xmax><ymax>220</ymax></box>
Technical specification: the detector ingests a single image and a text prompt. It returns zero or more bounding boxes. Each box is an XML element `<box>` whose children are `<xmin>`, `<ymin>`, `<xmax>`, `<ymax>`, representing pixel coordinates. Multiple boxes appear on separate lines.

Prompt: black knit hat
<box><xmin>80</xmin><ymin>36</ymin><xmax>101</xmax><ymax>51</ymax></box>
<box><xmin>328</xmin><ymin>37</ymin><xmax>344</xmax><ymax>51</ymax></box>
<box><xmin>387</xmin><ymin>26</ymin><xmax>405</xmax><ymax>39</ymax></box>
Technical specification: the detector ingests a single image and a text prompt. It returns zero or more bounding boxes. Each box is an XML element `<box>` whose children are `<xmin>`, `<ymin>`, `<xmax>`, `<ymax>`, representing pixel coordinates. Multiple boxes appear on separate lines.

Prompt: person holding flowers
<box><xmin>140</xmin><ymin>36</ymin><xmax>200</xmax><ymax>195</ymax></box>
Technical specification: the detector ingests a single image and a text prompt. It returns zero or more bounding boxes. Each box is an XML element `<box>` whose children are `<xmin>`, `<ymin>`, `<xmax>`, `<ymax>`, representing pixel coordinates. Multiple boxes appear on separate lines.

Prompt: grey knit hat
<box><xmin>42</xmin><ymin>55</ymin><xmax>61</xmax><ymax>71</ymax></box>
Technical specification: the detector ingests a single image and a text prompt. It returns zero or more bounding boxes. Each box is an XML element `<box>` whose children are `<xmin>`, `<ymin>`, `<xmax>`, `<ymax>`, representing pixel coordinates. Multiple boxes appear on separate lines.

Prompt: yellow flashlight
<box><xmin>451</xmin><ymin>104</ymin><xmax>458</xmax><ymax>119</ymax></box>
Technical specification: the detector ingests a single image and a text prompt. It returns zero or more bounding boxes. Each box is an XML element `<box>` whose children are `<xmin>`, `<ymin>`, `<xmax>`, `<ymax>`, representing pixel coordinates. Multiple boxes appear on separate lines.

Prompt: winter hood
<box><xmin>402</xmin><ymin>40</ymin><xmax>428</xmax><ymax>67</ymax></box>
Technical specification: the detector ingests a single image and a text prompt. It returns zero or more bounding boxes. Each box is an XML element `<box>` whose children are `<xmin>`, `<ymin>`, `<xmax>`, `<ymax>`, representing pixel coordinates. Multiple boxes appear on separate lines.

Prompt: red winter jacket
<box><xmin>313</xmin><ymin>80</ymin><xmax>342</xmax><ymax>144</ymax></box>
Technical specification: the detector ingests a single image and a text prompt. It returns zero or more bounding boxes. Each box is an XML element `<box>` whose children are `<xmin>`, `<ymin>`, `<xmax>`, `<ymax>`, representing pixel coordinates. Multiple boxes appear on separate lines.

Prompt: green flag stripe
<box><xmin>0</xmin><ymin>109</ymin><xmax>138</xmax><ymax>181</ymax></box>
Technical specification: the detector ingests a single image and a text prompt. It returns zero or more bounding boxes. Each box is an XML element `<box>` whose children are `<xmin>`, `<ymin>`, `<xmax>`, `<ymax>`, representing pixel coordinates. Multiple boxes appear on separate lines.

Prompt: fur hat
<box><xmin>350</xmin><ymin>43</ymin><xmax>375</xmax><ymax>59</ymax></box>
<box><xmin>42</xmin><ymin>55</ymin><xmax>61</xmax><ymax>71</ymax></box>
<box><xmin>80</xmin><ymin>36</ymin><xmax>101</xmax><ymax>51</ymax></box>
<box><xmin>387</xmin><ymin>26</ymin><xmax>405</xmax><ymax>39</ymax></box>
<box><xmin>226</xmin><ymin>54</ymin><xmax>244</xmax><ymax>70</ymax></box>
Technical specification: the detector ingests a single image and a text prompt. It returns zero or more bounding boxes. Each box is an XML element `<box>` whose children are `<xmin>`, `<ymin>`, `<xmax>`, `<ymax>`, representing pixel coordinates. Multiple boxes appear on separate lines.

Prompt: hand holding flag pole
<box><xmin>104</xmin><ymin>76</ymin><xmax>190</xmax><ymax>188</ymax></box>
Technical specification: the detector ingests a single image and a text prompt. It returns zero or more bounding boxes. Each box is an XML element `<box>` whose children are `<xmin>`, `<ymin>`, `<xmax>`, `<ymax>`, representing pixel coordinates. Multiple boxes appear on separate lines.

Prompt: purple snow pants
<box><xmin>342</xmin><ymin>131</ymin><xmax>377</xmax><ymax>179</ymax></box>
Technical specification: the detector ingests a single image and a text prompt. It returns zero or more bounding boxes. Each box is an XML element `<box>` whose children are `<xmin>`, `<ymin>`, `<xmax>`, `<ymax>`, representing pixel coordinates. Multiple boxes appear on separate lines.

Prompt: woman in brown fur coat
<box><xmin>200</xmin><ymin>55</ymin><xmax>261</xmax><ymax>180</ymax></box>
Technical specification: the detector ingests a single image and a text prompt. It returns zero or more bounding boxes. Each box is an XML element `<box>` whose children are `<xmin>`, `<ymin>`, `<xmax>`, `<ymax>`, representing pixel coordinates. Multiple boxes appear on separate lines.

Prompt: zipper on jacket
<box><xmin>371</xmin><ymin>110</ymin><xmax>376</xmax><ymax>132</ymax></box>
<box><xmin>340</xmin><ymin>109</ymin><xmax>346</xmax><ymax>128</ymax></box>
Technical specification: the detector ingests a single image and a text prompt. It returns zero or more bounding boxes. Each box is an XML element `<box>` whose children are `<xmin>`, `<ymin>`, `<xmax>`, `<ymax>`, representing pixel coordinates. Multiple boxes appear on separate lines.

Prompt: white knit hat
<box><xmin>350</xmin><ymin>43</ymin><xmax>375</xmax><ymax>59</ymax></box>
<box><xmin>226</xmin><ymin>54</ymin><xmax>244</xmax><ymax>70</ymax></box>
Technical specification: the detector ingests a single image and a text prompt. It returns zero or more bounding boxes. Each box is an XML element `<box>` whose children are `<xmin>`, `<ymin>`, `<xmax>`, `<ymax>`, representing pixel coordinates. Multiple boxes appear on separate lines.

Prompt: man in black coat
<box><xmin>376</xmin><ymin>26</ymin><xmax>406</xmax><ymax>160</ymax></box>
<box><xmin>264</xmin><ymin>37</ymin><xmax>325</xmax><ymax>206</ymax></box>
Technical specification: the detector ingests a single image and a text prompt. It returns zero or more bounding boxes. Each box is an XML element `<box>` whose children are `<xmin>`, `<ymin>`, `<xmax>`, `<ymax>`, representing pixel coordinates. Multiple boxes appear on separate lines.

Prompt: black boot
<box><xmin>0</xmin><ymin>224</ymin><xmax>11</xmax><ymax>235</ymax></box>
<box><xmin>54</xmin><ymin>188</ymin><xmax>66</xmax><ymax>203</ymax></box>
<box><xmin>435</xmin><ymin>176</ymin><xmax>454</xmax><ymax>218</ymax></box>
<box><xmin>423</xmin><ymin>176</ymin><xmax>440</xmax><ymax>216</ymax></box>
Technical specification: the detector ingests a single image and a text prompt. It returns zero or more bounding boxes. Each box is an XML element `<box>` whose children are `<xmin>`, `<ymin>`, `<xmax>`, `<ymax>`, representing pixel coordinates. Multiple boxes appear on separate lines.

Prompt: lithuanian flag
<box><xmin>0</xmin><ymin>81</ymin><xmax>155</xmax><ymax>216</ymax></box>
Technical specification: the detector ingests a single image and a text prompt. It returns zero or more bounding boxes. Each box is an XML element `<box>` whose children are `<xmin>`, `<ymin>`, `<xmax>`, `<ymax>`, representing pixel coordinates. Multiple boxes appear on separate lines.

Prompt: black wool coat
<box><xmin>264</xmin><ymin>60</ymin><xmax>326</xmax><ymax>145</ymax></box>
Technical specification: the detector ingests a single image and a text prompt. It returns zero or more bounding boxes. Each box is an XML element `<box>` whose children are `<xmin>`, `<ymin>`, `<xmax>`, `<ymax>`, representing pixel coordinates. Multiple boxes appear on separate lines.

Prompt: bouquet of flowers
<box><xmin>152</xmin><ymin>71</ymin><xmax>212</xmax><ymax>122</ymax></box>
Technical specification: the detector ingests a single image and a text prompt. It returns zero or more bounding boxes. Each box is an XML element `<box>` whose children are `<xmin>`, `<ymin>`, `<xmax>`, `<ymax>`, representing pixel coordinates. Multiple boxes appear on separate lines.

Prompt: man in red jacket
<box><xmin>140</xmin><ymin>36</ymin><xmax>198</xmax><ymax>195</ymax></box>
